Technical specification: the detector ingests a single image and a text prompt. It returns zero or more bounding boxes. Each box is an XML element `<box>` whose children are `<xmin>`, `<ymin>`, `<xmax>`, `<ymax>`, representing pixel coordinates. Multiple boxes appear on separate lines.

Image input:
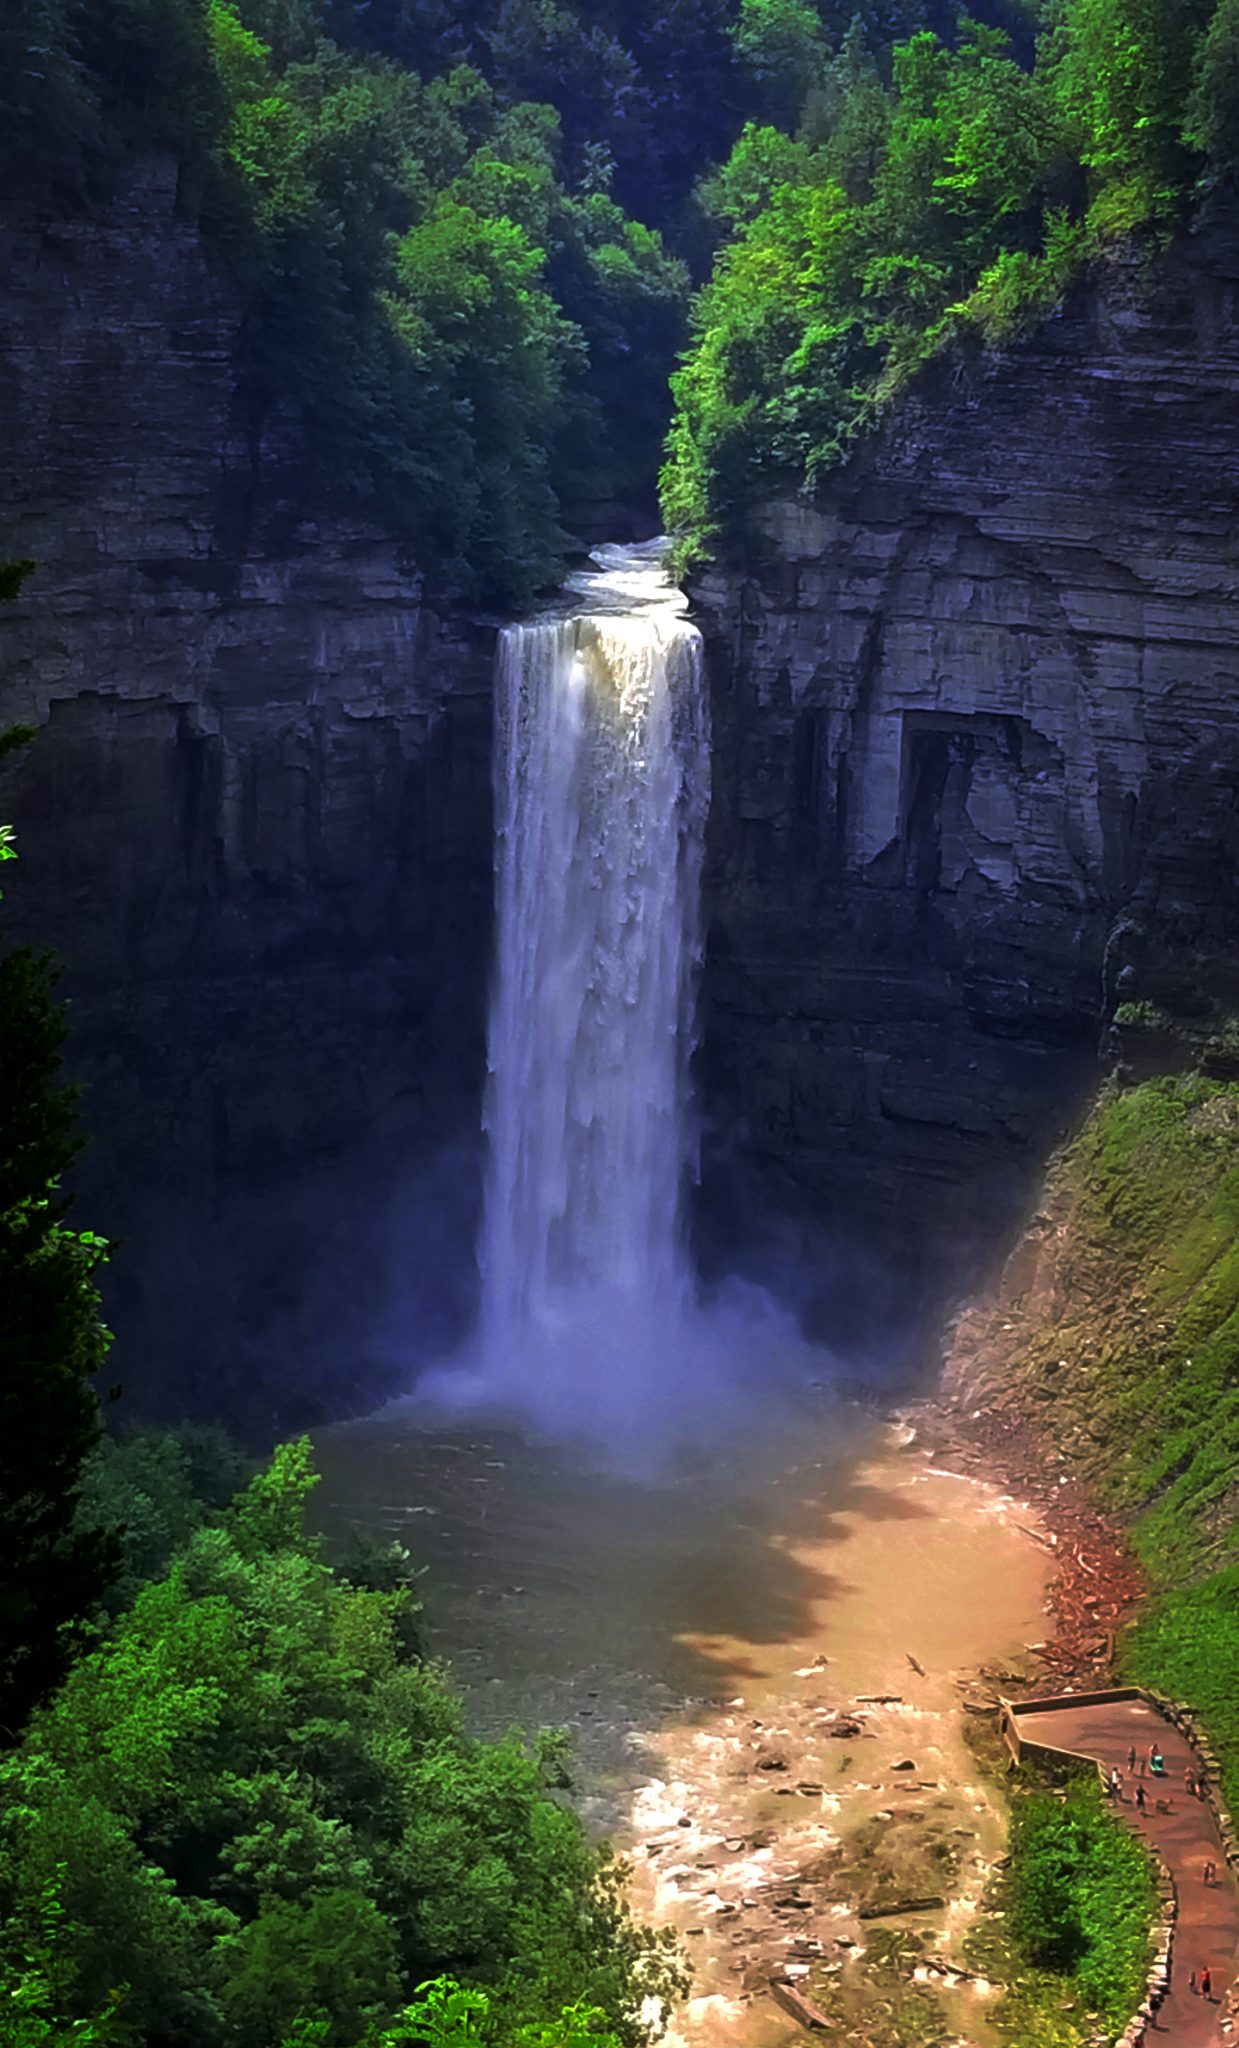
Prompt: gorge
<box><xmin>5</xmin><ymin>5</ymin><xmax>1239</xmax><ymax>2044</ymax></box>
<box><xmin>3</xmin><ymin>168</ymin><xmax>1238</xmax><ymax>1415</ymax></box>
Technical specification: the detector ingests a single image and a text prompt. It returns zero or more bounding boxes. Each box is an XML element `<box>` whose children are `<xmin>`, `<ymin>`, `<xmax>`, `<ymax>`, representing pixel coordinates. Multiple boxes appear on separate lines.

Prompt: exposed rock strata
<box><xmin>692</xmin><ymin>227</ymin><xmax>1239</xmax><ymax>1343</ymax></box>
<box><xmin>5</xmin><ymin>163</ymin><xmax>1239</xmax><ymax>1409</ymax></box>
<box><xmin>0</xmin><ymin>163</ymin><xmax>494</xmax><ymax>1423</ymax></box>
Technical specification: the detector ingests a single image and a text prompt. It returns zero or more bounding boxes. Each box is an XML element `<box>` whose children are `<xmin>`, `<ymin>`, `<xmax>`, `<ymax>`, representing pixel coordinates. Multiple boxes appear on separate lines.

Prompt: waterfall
<box><xmin>476</xmin><ymin>543</ymin><xmax>710</xmax><ymax>1419</ymax></box>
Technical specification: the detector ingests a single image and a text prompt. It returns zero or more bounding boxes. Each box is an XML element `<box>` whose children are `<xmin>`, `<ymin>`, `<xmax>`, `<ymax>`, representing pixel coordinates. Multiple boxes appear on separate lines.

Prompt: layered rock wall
<box><xmin>694</xmin><ymin>227</ymin><xmax>1239</xmax><ymax>1344</ymax></box>
<box><xmin>6</xmin><ymin>161</ymin><xmax>1239</xmax><ymax>1406</ymax></box>
<box><xmin>0</xmin><ymin>163</ymin><xmax>494</xmax><ymax>1424</ymax></box>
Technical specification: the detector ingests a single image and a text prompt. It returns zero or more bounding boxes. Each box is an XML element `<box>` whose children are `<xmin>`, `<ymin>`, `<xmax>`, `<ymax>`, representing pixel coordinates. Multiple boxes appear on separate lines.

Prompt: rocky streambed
<box><xmin>316</xmin><ymin>1403</ymin><xmax>1051</xmax><ymax>2048</ymax></box>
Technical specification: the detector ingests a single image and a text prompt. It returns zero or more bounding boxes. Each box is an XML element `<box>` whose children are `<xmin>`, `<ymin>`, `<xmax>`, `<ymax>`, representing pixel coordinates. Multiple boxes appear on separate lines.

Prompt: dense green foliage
<box><xmin>3</xmin><ymin>1</ymin><xmax>699</xmax><ymax>601</ymax></box>
<box><xmin>1005</xmin><ymin>1780</ymin><xmax>1156</xmax><ymax>2025</ymax></box>
<box><xmin>0</xmin><ymin>1956</ymin><xmax>627</xmax><ymax>2048</ymax></box>
<box><xmin>1067</xmin><ymin>1073</ymin><xmax>1239</xmax><ymax>1826</ymax></box>
<box><xmin>0</xmin><ymin>1439</ymin><xmax>685</xmax><ymax>2047</ymax></box>
<box><xmin>11</xmin><ymin>0</ymin><xmax>1239</xmax><ymax>577</ymax></box>
<box><xmin>1050</xmin><ymin>1074</ymin><xmax>1239</xmax><ymax>1575</ymax></box>
<box><xmin>662</xmin><ymin>0</ymin><xmax>1238</xmax><ymax>560</ymax></box>
<box><xmin>76</xmin><ymin>1425</ymin><xmax>253</xmax><ymax>1612</ymax></box>
<box><xmin>966</xmin><ymin>1764</ymin><xmax>1156</xmax><ymax>2048</ymax></box>
<box><xmin>0</xmin><ymin>580</ymin><xmax>119</xmax><ymax>1743</ymax></box>
<box><xmin>1123</xmin><ymin>1569</ymin><xmax>1239</xmax><ymax>1825</ymax></box>
<box><xmin>0</xmin><ymin>942</ymin><xmax>118</xmax><ymax>1737</ymax></box>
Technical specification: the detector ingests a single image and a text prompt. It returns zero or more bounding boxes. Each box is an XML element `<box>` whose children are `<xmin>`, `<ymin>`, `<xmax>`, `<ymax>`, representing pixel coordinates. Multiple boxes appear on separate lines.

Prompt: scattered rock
<box><xmin>857</xmin><ymin>1895</ymin><xmax>946</xmax><ymax>1920</ymax></box>
<box><xmin>769</xmin><ymin>1973</ymin><xmax>833</xmax><ymax>2031</ymax></box>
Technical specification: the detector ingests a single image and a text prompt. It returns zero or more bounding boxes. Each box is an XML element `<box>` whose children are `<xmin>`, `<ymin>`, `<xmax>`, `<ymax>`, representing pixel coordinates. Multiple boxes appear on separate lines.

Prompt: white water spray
<box><xmin>477</xmin><ymin>543</ymin><xmax>709</xmax><ymax>1422</ymax></box>
<box><xmin>416</xmin><ymin>542</ymin><xmax>826</xmax><ymax>1453</ymax></box>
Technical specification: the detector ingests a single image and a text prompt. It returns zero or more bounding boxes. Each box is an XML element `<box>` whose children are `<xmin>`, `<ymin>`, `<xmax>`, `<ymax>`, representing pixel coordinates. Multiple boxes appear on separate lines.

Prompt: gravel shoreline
<box><xmin>908</xmin><ymin>1397</ymin><xmax>1147</xmax><ymax>1693</ymax></box>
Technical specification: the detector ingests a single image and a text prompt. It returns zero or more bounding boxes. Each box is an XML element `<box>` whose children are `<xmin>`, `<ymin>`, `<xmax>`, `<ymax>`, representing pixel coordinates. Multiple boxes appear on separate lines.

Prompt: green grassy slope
<box><xmin>982</xmin><ymin>1070</ymin><xmax>1239</xmax><ymax>1816</ymax></box>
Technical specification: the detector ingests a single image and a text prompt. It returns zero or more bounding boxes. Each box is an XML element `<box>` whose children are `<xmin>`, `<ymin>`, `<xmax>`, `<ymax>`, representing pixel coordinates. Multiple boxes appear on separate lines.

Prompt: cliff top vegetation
<box><xmin>22</xmin><ymin>0</ymin><xmax>1221</xmax><ymax>599</ymax></box>
<box><xmin>10</xmin><ymin>2</ymin><xmax>1237</xmax><ymax>589</ymax></box>
<box><xmin>663</xmin><ymin>0</ymin><xmax>1239</xmax><ymax>563</ymax></box>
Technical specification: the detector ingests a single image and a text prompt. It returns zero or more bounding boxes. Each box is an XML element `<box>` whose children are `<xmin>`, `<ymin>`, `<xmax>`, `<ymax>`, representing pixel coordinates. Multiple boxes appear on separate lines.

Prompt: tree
<box><xmin>730</xmin><ymin>0</ymin><xmax>829</xmax><ymax>126</ymax></box>
<box><xmin>0</xmin><ymin>1441</ymin><xmax>686</xmax><ymax>2046</ymax></box>
<box><xmin>0</xmin><ymin>1</ymin><xmax>100</xmax><ymax>185</ymax></box>
<box><xmin>1048</xmin><ymin>0</ymin><xmax>1210</xmax><ymax>225</ymax></box>
<box><xmin>1184</xmin><ymin>0</ymin><xmax>1239</xmax><ymax>185</ymax></box>
<box><xmin>0</xmin><ymin>566</ymin><xmax>118</xmax><ymax>1742</ymax></box>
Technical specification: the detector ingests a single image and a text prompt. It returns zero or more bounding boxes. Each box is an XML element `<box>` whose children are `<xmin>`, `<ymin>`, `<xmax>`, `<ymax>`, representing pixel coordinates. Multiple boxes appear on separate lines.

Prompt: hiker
<box><xmin>1186</xmin><ymin>1765</ymin><xmax>1197</xmax><ymax>1795</ymax></box>
<box><xmin>1201</xmin><ymin>1965</ymin><xmax>1213</xmax><ymax>2001</ymax></box>
<box><xmin>1109</xmin><ymin>1767</ymin><xmax>1123</xmax><ymax>1799</ymax></box>
<box><xmin>1128</xmin><ymin>1743</ymin><xmax>1137</xmax><ymax>1770</ymax></box>
<box><xmin>1150</xmin><ymin>1746</ymin><xmax>1166</xmax><ymax>1776</ymax></box>
<box><xmin>1135</xmin><ymin>1782</ymin><xmax>1147</xmax><ymax>1812</ymax></box>
<box><xmin>1190</xmin><ymin>1969</ymin><xmax>1199</xmax><ymax>1995</ymax></box>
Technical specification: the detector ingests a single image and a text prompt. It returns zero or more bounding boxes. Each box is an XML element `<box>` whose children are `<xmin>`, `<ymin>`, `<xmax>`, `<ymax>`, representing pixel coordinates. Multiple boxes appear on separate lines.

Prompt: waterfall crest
<box><xmin>477</xmin><ymin>545</ymin><xmax>709</xmax><ymax>1418</ymax></box>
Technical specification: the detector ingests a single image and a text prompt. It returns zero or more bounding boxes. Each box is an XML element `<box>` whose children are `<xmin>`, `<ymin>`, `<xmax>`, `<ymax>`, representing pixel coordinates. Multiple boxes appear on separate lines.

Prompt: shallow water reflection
<box><xmin>315</xmin><ymin>1403</ymin><xmax>1049</xmax><ymax>2048</ymax></box>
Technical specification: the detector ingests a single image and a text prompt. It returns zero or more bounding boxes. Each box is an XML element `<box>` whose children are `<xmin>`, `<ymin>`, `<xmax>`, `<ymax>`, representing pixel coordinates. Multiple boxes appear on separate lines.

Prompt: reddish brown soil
<box><xmin>924</xmin><ymin>1400</ymin><xmax>1147</xmax><ymax>1687</ymax></box>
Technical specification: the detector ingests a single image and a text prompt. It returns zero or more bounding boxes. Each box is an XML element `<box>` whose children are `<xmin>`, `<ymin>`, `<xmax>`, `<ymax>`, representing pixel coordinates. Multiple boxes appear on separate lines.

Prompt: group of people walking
<box><xmin>1107</xmin><ymin>1739</ymin><xmax>1210</xmax><ymax>1805</ymax></box>
<box><xmin>1104</xmin><ymin>1737</ymin><xmax>1225</xmax><ymax>2003</ymax></box>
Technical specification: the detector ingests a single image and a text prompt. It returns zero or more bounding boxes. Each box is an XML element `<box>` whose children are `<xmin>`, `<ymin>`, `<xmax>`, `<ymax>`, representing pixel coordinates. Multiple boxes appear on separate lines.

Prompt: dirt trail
<box><xmin>1015</xmin><ymin>1696</ymin><xmax>1239</xmax><ymax>2045</ymax></box>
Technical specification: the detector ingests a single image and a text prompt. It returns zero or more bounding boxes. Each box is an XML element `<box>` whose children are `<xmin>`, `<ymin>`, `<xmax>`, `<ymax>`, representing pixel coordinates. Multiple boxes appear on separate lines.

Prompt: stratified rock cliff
<box><xmin>6</xmin><ymin>162</ymin><xmax>1239</xmax><ymax>1412</ymax></box>
<box><xmin>693</xmin><ymin>225</ymin><xmax>1239</xmax><ymax>1348</ymax></box>
<box><xmin>0</xmin><ymin>164</ymin><xmax>494</xmax><ymax>1426</ymax></box>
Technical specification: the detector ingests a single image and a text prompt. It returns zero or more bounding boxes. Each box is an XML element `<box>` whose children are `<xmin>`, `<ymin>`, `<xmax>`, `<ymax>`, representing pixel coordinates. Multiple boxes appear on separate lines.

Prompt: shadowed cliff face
<box><xmin>4</xmin><ymin>162</ymin><xmax>1239</xmax><ymax>1420</ymax></box>
<box><xmin>0</xmin><ymin>164</ymin><xmax>494</xmax><ymax>1428</ymax></box>
<box><xmin>692</xmin><ymin>225</ymin><xmax>1239</xmax><ymax>1353</ymax></box>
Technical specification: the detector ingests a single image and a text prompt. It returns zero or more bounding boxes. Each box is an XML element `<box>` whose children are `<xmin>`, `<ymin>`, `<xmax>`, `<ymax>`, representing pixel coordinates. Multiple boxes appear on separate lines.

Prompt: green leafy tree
<box><xmin>0</xmin><ymin>568</ymin><xmax>118</xmax><ymax>1743</ymax></box>
<box><xmin>1047</xmin><ymin>0</ymin><xmax>1210</xmax><ymax>227</ymax></box>
<box><xmin>666</xmin><ymin>19</ymin><xmax>1063</xmax><ymax>555</ymax></box>
<box><xmin>0</xmin><ymin>1442</ymin><xmax>686</xmax><ymax>2046</ymax></box>
<box><xmin>1004</xmin><ymin>1778</ymin><xmax>1157</xmax><ymax>2027</ymax></box>
<box><xmin>219</xmin><ymin>1891</ymin><xmax>403</xmax><ymax>2045</ymax></box>
<box><xmin>76</xmin><ymin>1426</ymin><xmax>251</xmax><ymax>1613</ymax></box>
<box><xmin>800</xmin><ymin>18</ymin><xmax>891</xmax><ymax>200</ymax></box>
<box><xmin>368</xmin><ymin>1976</ymin><xmax>625</xmax><ymax>2048</ymax></box>
<box><xmin>730</xmin><ymin>0</ymin><xmax>830</xmax><ymax>125</ymax></box>
<box><xmin>0</xmin><ymin>1875</ymin><xmax>127</xmax><ymax>2047</ymax></box>
<box><xmin>0</xmin><ymin>3</ymin><xmax>98</xmax><ymax>185</ymax></box>
<box><xmin>1184</xmin><ymin>0</ymin><xmax>1239</xmax><ymax>184</ymax></box>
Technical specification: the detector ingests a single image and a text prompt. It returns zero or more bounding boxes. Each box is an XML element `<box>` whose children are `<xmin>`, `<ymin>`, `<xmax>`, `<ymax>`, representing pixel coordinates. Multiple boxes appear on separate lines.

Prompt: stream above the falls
<box><xmin>315</xmin><ymin>1403</ymin><xmax>1049</xmax><ymax>2048</ymax></box>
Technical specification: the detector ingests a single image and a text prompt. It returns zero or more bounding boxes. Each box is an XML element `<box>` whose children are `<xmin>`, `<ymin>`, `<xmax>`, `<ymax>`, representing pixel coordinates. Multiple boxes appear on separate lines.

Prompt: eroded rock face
<box><xmin>6</xmin><ymin>162</ymin><xmax>1239</xmax><ymax>1412</ymax></box>
<box><xmin>693</xmin><ymin>226</ymin><xmax>1239</xmax><ymax>1348</ymax></box>
<box><xmin>0</xmin><ymin>164</ymin><xmax>494</xmax><ymax>1425</ymax></box>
